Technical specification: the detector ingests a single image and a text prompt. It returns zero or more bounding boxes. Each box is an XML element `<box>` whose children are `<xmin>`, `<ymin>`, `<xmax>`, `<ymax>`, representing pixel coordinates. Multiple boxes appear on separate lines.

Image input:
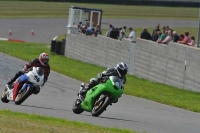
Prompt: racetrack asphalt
<box><xmin>0</xmin><ymin>18</ymin><xmax>198</xmax><ymax>43</ymax></box>
<box><xmin>1</xmin><ymin>52</ymin><xmax>200</xmax><ymax>133</ymax></box>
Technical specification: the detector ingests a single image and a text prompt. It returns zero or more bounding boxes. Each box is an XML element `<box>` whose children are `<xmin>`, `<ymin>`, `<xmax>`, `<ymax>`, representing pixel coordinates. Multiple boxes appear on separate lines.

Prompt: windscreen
<box><xmin>110</xmin><ymin>76</ymin><xmax>123</xmax><ymax>88</ymax></box>
<box><xmin>36</xmin><ymin>67</ymin><xmax>44</xmax><ymax>76</ymax></box>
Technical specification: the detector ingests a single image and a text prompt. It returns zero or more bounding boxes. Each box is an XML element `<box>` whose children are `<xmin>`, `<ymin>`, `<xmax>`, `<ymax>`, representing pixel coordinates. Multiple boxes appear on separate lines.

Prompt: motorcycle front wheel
<box><xmin>92</xmin><ymin>96</ymin><xmax>111</xmax><ymax>117</ymax></box>
<box><xmin>72</xmin><ymin>99</ymin><xmax>84</xmax><ymax>114</ymax></box>
<box><xmin>15</xmin><ymin>86</ymin><xmax>32</xmax><ymax>105</ymax></box>
<box><xmin>1</xmin><ymin>89</ymin><xmax>9</xmax><ymax>103</ymax></box>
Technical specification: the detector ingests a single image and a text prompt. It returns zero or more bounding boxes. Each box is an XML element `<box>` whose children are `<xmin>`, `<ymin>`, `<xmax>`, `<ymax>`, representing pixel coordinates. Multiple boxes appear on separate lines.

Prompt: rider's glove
<box><xmin>23</xmin><ymin>65</ymin><xmax>28</xmax><ymax>72</ymax></box>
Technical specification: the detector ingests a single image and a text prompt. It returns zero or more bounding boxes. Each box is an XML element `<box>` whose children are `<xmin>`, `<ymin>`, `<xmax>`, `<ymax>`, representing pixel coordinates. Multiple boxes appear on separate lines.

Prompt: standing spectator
<box><xmin>127</xmin><ymin>27</ymin><xmax>135</xmax><ymax>42</ymax></box>
<box><xmin>116</xmin><ymin>27</ymin><xmax>119</xmax><ymax>38</ymax></box>
<box><xmin>178</xmin><ymin>31</ymin><xmax>191</xmax><ymax>45</ymax></box>
<box><xmin>161</xmin><ymin>30</ymin><xmax>172</xmax><ymax>44</ymax></box>
<box><xmin>156</xmin><ymin>31</ymin><xmax>166</xmax><ymax>43</ymax></box>
<box><xmin>166</xmin><ymin>26</ymin><xmax>173</xmax><ymax>33</ymax></box>
<box><xmin>140</xmin><ymin>28</ymin><xmax>152</xmax><ymax>40</ymax></box>
<box><xmin>188</xmin><ymin>36</ymin><xmax>195</xmax><ymax>46</ymax></box>
<box><xmin>172</xmin><ymin>31</ymin><xmax>180</xmax><ymax>42</ymax></box>
<box><xmin>93</xmin><ymin>24</ymin><xmax>102</xmax><ymax>37</ymax></box>
<box><xmin>118</xmin><ymin>31</ymin><xmax>126</xmax><ymax>41</ymax></box>
<box><xmin>106</xmin><ymin>24</ymin><xmax>113</xmax><ymax>37</ymax></box>
<box><xmin>163</xmin><ymin>26</ymin><xmax>166</xmax><ymax>31</ymax></box>
<box><xmin>152</xmin><ymin>24</ymin><xmax>160</xmax><ymax>41</ymax></box>
<box><xmin>110</xmin><ymin>28</ymin><xmax>119</xmax><ymax>39</ymax></box>
<box><xmin>122</xmin><ymin>26</ymin><xmax>127</xmax><ymax>37</ymax></box>
<box><xmin>79</xmin><ymin>21</ymin><xmax>84</xmax><ymax>27</ymax></box>
<box><xmin>119</xmin><ymin>27</ymin><xmax>122</xmax><ymax>32</ymax></box>
<box><xmin>178</xmin><ymin>34</ymin><xmax>184</xmax><ymax>41</ymax></box>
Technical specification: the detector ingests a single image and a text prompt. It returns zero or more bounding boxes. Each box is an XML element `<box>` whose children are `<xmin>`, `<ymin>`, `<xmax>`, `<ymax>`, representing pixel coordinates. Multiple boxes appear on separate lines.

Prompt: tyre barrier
<box><xmin>50</xmin><ymin>40</ymin><xmax>56</xmax><ymax>52</ymax></box>
<box><xmin>50</xmin><ymin>39</ymin><xmax>66</xmax><ymax>55</ymax></box>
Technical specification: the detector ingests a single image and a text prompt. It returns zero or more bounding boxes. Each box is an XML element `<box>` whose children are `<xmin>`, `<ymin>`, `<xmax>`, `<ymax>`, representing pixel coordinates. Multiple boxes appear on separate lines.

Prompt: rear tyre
<box><xmin>72</xmin><ymin>99</ymin><xmax>84</xmax><ymax>114</ymax></box>
<box><xmin>15</xmin><ymin>86</ymin><xmax>32</xmax><ymax>105</ymax></box>
<box><xmin>92</xmin><ymin>96</ymin><xmax>111</xmax><ymax>117</ymax></box>
<box><xmin>1</xmin><ymin>89</ymin><xmax>9</xmax><ymax>103</ymax></box>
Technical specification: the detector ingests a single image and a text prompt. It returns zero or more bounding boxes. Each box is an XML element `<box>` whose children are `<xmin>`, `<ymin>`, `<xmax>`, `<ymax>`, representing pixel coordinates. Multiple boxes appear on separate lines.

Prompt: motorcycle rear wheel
<box><xmin>15</xmin><ymin>86</ymin><xmax>32</xmax><ymax>105</ymax></box>
<box><xmin>72</xmin><ymin>99</ymin><xmax>84</xmax><ymax>114</ymax></box>
<box><xmin>92</xmin><ymin>96</ymin><xmax>111</xmax><ymax>117</ymax></box>
<box><xmin>1</xmin><ymin>89</ymin><xmax>9</xmax><ymax>103</ymax></box>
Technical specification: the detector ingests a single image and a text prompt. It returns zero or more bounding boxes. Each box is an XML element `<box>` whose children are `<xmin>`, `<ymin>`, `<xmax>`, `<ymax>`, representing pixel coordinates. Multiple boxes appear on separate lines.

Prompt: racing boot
<box><xmin>79</xmin><ymin>87</ymin><xmax>89</xmax><ymax>96</ymax></box>
<box><xmin>79</xmin><ymin>78</ymin><xmax>98</xmax><ymax>96</ymax></box>
<box><xmin>5</xmin><ymin>84</ymin><xmax>11</xmax><ymax>90</ymax></box>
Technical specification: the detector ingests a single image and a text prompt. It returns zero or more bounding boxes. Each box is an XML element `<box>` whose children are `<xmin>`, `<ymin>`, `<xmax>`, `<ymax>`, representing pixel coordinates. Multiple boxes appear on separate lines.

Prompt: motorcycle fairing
<box><xmin>81</xmin><ymin>84</ymin><xmax>106</xmax><ymax>112</ymax></box>
<box><xmin>13</xmin><ymin>74</ymin><xmax>28</xmax><ymax>100</ymax></box>
<box><xmin>81</xmin><ymin>78</ymin><xmax>123</xmax><ymax>112</ymax></box>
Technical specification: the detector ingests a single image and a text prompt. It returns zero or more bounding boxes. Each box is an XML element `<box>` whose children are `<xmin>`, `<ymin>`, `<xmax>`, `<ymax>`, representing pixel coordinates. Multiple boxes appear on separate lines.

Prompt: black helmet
<box><xmin>115</xmin><ymin>62</ymin><xmax>128</xmax><ymax>77</ymax></box>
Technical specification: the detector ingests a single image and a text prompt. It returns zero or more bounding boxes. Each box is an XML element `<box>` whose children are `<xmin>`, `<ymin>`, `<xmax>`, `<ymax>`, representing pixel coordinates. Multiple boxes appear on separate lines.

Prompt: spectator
<box><xmin>127</xmin><ymin>27</ymin><xmax>135</xmax><ymax>42</ymax></box>
<box><xmin>122</xmin><ymin>26</ymin><xmax>127</xmax><ymax>37</ymax></box>
<box><xmin>156</xmin><ymin>31</ymin><xmax>166</xmax><ymax>43</ymax></box>
<box><xmin>163</xmin><ymin>26</ymin><xmax>166</xmax><ymax>31</ymax></box>
<box><xmin>165</xmin><ymin>26</ymin><xmax>173</xmax><ymax>33</ymax></box>
<box><xmin>106</xmin><ymin>24</ymin><xmax>113</xmax><ymax>37</ymax></box>
<box><xmin>140</xmin><ymin>28</ymin><xmax>152</xmax><ymax>40</ymax></box>
<box><xmin>116</xmin><ymin>27</ymin><xmax>119</xmax><ymax>37</ymax></box>
<box><xmin>77</xmin><ymin>26</ymin><xmax>85</xmax><ymax>34</ymax></box>
<box><xmin>161</xmin><ymin>30</ymin><xmax>172</xmax><ymax>44</ymax></box>
<box><xmin>83</xmin><ymin>26</ymin><xmax>87</xmax><ymax>34</ymax></box>
<box><xmin>79</xmin><ymin>21</ymin><xmax>84</xmax><ymax>27</ymax></box>
<box><xmin>110</xmin><ymin>28</ymin><xmax>119</xmax><ymax>39</ymax></box>
<box><xmin>118</xmin><ymin>31</ymin><xmax>126</xmax><ymax>41</ymax></box>
<box><xmin>188</xmin><ymin>36</ymin><xmax>195</xmax><ymax>46</ymax></box>
<box><xmin>152</xmin><ymin>24</ymin><xmax>160</xmax><ymax>41</ymax></box>
<box><xmin>93</xmin><ymin>24</ymin><xmax>102</xmax><ymax>37</ymax></box>
<box><xmin>178</xmin><ymin>34</ymin><xmax>184</xmax><ymax>41</ymax></box>
<box><xmin>85</xmin><ymin>27</ymin><xmax>93</xmax><ymax>35</ymax></box>
<box><xmin>178</xmin><ymin>31</ymin><xmax>191</xmax><ymax>45</ymax></box>
<box><xmin>119</xmin><ymin>27</ymin><xmax>122</xmax><ymax>32</ymax></box>
<box><xmin>172</xmin><ymin>31</ymin><xmax>180</xmax><ymax>42</ymax></box>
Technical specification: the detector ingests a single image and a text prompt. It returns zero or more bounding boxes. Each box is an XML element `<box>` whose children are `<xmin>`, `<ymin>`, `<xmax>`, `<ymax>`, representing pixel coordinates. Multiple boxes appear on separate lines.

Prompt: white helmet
<box><xmin>39</xmin><ymin>53</ymin><xmax>49</xmax><ymax>66</ymax></box>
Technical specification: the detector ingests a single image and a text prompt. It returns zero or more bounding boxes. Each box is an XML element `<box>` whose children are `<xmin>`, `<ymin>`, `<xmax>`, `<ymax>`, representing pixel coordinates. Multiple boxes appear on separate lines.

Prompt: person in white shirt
<box><xmin>127</xmin><ymin>27</ymin><xmax>135</xmax><ymax>42</ymax></box>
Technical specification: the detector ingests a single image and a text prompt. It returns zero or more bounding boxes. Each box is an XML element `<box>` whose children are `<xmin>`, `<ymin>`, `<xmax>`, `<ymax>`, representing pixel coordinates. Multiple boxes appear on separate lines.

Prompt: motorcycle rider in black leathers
<box><xmin>79</xmin><ymin>62</ymin><xmax>128</xmax><ymax>101</ymax></box>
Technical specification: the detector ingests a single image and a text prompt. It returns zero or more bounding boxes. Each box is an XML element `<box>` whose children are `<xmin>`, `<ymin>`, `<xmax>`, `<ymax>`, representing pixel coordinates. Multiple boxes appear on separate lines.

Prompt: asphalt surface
<box><xmin>1</xmin><ymin>52</ymin><xmax>200</xmax><ymax>133</ymax></box>
<box><xmin>0</xmin><ymin>18</ymin><xmax>198</xmax><ymax>43</ymax></box>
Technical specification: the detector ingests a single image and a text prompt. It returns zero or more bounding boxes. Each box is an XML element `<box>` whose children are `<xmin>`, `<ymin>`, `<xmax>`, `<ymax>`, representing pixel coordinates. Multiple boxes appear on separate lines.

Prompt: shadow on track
<box><xmin>9</xmin><ymin>103</ymin><xmax>145</xmax><ymax>123</ymax></box>
<box><xmin>18</xmin><ymin>104</ymin><xmax>71</xmax><ymax>112</ymax></box>
<box><xmin>83</xmin><ymin>114</ymin><xmax>145</xmax><ymax>123</ymax></box>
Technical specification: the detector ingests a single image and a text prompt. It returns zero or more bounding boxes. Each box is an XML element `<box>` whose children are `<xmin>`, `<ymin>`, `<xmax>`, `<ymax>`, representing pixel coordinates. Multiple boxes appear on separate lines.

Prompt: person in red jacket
<box><xmin>5</xmin><ymin>53</ymin><xmax>50</xmax><ymax>94</ymax></box>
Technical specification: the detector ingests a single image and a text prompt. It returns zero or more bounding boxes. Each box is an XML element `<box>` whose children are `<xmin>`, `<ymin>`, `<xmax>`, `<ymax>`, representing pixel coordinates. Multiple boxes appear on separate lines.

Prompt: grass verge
<box><xmin>0</xmin><ymin>1</ymin><xmax>198</xmax><ymax>19</ymax></box>
<box><xmin>0</xmin><ymin>109</ymin><xmax>138</xmax><ymax>133</ymax></box>
<box><xmin>0</xmin><ymin>41</ymin><xmax>200</xmax><ymax>112</ymax></box>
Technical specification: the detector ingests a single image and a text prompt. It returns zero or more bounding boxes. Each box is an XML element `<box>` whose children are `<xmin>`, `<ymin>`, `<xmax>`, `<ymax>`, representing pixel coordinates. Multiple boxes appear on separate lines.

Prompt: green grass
<box><xmin>0</xmin><ymin>1</ymin><xmax>198</xmax><ymax>19</ymax></box>
<box><xmin>1</xmin><ymin>41</ymin><xmax>200</xmax><ymax>113</ymax></box>
<box><xmin>56</xmin><ymin>34</ymin><xmax>66</xmax><ymax>41</ymax></box>
<box><xmin>0</xmin><ymin>109</ymin><xmax>138</xmax><ymax>133</ymax></box>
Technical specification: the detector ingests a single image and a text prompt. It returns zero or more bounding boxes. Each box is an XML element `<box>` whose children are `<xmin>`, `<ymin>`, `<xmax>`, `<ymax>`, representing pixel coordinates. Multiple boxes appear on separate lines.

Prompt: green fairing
<box><xmin>81</xmin><ymin>77</ymin><xmax>123</xmax><ymax>112</ymax></box>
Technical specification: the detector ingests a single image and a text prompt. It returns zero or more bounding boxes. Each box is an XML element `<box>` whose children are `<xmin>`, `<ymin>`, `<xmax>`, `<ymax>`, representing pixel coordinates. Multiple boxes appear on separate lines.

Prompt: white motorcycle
<box><xmin>1</xmin><ymin>67</ymin><xmax>44</xmax><ymax>105</ymax></box>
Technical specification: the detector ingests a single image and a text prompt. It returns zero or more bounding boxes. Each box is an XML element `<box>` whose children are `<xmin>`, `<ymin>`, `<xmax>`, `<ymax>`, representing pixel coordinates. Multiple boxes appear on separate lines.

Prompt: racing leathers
<box><xmin>80</xmin><ymin>67</ymin><xmax>126</xmax><ymax>98</ymax></box>
<box><xmin>7</xmin><ymin>58</ymin><xmax>50</xmax><ymax>94</ymax></box>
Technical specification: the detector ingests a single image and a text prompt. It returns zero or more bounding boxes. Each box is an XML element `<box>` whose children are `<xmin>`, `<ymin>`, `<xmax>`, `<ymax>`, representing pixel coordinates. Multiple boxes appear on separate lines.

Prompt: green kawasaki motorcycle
<box><xmin>72</xmin><ymin>76</ymin><xmax>124</xmax><ymax>117</ymax></box>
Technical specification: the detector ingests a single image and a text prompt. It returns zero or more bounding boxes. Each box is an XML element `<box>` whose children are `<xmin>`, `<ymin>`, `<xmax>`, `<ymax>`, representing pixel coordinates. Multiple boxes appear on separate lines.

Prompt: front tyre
<box><xmin>15</xmin><ymin>86</ymin><xmax>32</xmax><ymax>105</ymax></box>
<box><xmin>1</xmin><ymin>89</ymin><xmax>9</xmax><ymax>103</ymax></box>
<box><xmin>72</xmin><ymin>99</ymin><xmax>84</xmax><ymax>114</ymax></box>
<box><xmin>92</xmin><ymin>96</ymin><xmax>111</xmax><ymax>117</ymax></box>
